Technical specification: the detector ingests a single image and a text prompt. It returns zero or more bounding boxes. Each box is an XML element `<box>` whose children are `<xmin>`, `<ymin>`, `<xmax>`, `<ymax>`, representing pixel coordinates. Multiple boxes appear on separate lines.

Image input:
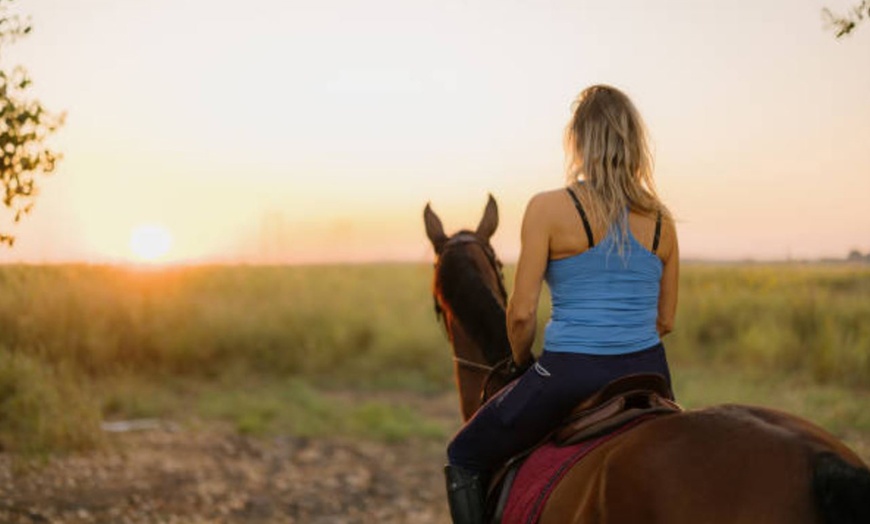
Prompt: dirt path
<box><xmin>1</xmin><ymin>427</ymin><xmax>454</xmax><ymax>524</ymax></box>
<box><xmin>3</xmin><ymin>388</ymin><xmax>868</xmax><ymax>524</ymax></box>
<box><xmin>0</xmin><ymin>391</ymin><xmax>465</xmax><ymax>524</ymax></box>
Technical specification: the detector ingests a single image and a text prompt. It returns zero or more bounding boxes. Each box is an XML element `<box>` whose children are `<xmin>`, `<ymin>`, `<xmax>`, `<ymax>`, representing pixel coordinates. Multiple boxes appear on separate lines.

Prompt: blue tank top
<box><xmin>543</xmin><ymin>222</ymin><xmax>663</xmax><ymax>355</ymax></box>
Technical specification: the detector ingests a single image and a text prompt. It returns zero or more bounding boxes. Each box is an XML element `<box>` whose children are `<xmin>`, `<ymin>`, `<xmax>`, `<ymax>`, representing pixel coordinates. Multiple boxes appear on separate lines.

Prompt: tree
<box><xmin>823</xmin><ymin>0</ymin><xmax>870</xmax><ymax>37</ymax></box>
<box><xmin>0</xmin><ymin>0</ymin><xmax>64</xmax><ymax>246</ymax></box>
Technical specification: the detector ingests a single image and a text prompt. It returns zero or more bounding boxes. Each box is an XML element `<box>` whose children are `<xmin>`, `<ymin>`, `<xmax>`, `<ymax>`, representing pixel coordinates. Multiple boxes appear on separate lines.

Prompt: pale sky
<box><xmin>0</xmin><ymin>0</ymin><xmax>868</xmax><ymax>264</ymax></box>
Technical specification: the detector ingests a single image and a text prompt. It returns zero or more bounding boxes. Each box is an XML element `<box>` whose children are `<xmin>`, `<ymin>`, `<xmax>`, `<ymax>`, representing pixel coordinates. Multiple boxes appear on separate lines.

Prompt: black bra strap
<box><xmin>566</xmin><ymin>188</ymin><xmax>594</xmax><ymax>247</ymax></box>
<box><xmin>652</xmin><ymin>211</ymin><xmax>662</xmax><ymax>254</ymax></box>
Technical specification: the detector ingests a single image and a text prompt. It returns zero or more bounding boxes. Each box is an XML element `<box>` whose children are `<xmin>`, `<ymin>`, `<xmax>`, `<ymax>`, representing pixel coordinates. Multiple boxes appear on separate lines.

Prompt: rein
<box><xmin>479</xmin><ymin>356</ymin><xmax>516</xmax><ymax>404</ymax></box>
<box><xmin>453</xmin><ymin>355</ymin><xmax>497</xmax><ymax>373</ymax></box>
<box><xmin>453</xmin><ymin>355</ymin><xmax>516</xmax><ymax>405</ymax></box>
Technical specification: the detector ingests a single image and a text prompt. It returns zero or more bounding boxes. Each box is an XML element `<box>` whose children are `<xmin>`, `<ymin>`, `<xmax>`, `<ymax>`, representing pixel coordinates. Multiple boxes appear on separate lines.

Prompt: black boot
<box><xmin>444</xmin><ymin>464</ymin><xmax>486</xmax><ymax>524</ymax></box>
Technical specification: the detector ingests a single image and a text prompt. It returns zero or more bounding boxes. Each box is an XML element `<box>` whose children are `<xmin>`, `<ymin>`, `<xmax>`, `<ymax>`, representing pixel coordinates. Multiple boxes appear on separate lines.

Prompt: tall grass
<box><xmin>0</xmin><ymin>264</ymin><xmax>452</xmax><ymax>388</ymax></box>
<box><xmin>1</xmin><ymin>263</ymin><xmax>868</xmax><ymax>386</ymax></box>
<box><xmin>667</xmin><ymin>264</ymin><xmax>870</xmax><ymax>386</ymax></box>
<box><xmin>0</xmin><ymin>262</ymin><xmax>868</xmax><ymax>454</ymax></box>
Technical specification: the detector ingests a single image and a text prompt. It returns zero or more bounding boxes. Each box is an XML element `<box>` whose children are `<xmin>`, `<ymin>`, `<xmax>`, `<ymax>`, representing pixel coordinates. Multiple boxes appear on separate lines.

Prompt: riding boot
<box><xmin>444</xmin><ymin>464</ymin><xmax>486</xmax><ymax>524</ymax></box>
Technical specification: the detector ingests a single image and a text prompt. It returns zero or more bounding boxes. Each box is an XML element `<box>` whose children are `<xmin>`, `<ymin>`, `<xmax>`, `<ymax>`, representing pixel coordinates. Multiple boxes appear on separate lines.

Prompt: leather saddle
<box><xmin>487</xmin><ymin>373</ymin><xmax>682</xmax><ymax>520</ymax></box>
<box><xmin>554</xmin><ymin>372</ymin><xmax>680</xmax><ymax>445</ymax></box>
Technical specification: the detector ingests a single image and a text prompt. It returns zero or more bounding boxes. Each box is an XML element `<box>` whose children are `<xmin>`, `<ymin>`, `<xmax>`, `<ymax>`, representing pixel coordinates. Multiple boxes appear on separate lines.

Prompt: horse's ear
<box><xmin>476</xmin><ymin>194</ymin><xmax>498</xmax><ymax>241</ymax></box>
<box><xmin>424</xmin><ymin>203</ymin><xmax>448</xmax><ymax>252</ymax></box>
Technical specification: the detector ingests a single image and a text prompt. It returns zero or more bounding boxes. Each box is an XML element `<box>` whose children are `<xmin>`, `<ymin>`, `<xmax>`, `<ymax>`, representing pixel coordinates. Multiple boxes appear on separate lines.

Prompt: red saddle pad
<box><xmin>501</xmin><ymin>417</ymin><xmax>650</xmax><ymax>524</ymax></box>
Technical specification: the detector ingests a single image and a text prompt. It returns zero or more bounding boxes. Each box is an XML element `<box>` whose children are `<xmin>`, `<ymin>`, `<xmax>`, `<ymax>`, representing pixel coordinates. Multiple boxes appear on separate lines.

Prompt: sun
<box><xmin>129</xmin><ymin>224</ymin><xmax>173</xmax><ymax>262</ymax></box>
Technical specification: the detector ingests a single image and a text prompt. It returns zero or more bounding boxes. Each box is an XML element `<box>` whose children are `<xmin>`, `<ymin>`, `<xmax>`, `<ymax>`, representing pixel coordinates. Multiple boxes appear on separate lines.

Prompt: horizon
<box><xmin>0</xmin><ymin>251</ymin><xmax>866</xmax><ymax>269</ymax></box>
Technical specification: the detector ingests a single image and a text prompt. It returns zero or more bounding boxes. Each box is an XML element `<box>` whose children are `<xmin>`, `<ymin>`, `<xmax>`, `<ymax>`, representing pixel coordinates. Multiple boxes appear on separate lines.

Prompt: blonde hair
<box><xmin>564</xmin><ymin>85</ymin><xmax>668</xmax><ymax>253</ymax></box>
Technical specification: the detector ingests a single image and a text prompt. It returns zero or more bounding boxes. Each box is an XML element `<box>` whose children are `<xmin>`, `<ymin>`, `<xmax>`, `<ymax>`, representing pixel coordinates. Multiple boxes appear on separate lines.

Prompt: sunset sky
<box><xmin>1</xmin><ymin>0</ymin><xmax>868</xmax><ymax>264</ymax></box>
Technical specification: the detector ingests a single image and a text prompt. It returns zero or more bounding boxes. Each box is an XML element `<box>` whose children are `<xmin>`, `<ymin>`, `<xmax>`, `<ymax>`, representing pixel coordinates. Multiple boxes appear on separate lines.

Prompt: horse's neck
<box><xmin>439</xmin><ymin>250</ymin><xmax>512</xmax><ymax>420</ymax></box>
<box><xmin>447</xmin><ymin>316</ymin><xmax>492</xmax><ymax>422</ymax></box>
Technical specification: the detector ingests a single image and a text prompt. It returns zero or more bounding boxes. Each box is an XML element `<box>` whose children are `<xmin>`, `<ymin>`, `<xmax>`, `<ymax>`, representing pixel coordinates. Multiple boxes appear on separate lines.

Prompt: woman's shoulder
<box><xmin>526</xmin><ymin>188</ymin><xmax>572</xmax><ymax>208</ymax></box>
<box><xmin>520</xmin><ymin>188</ymin><xmax>571</xmax><ymax>232</ymax></box>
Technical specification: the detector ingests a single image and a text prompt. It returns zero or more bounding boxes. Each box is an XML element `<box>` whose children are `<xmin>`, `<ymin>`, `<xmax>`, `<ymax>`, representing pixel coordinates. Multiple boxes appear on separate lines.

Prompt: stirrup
<box><xmin>444</xmin><ymin>464</ymin><xmax>486</xmax><ymax>524</ymax></box>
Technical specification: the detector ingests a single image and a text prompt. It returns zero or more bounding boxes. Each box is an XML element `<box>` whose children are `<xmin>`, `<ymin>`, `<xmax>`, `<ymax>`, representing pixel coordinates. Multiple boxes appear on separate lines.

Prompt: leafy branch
<box><xmin>823</xmin><ymin>0</ymin><xmax>870</xmax><ymax>37</ymax></box>
<box><xmin>0</xmin><ymin>0</ymin><xmax>64</xmax><ymax>246</ymax></box>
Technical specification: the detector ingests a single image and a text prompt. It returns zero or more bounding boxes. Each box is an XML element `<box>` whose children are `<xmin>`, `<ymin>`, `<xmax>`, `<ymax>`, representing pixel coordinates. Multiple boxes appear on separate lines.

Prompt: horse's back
<box><xmin>542</xmin><ymin>404</ymin><xmax>866</xmax><ymax>524</ymax></box>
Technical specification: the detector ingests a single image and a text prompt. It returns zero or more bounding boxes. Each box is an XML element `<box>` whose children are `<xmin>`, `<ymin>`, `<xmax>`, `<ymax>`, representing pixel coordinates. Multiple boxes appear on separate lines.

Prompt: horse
<box><xmin>424</xmin><ymin>195</ymin><xmax>870</xmax><ymax>524</ymax></box>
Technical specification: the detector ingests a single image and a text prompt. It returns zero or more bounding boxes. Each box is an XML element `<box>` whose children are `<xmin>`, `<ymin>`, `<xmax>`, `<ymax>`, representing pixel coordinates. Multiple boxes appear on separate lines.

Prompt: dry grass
<box><xmin>0</xmin><ymin>262</ymin><xmax>868</xmax><ymax>455</ymax></box>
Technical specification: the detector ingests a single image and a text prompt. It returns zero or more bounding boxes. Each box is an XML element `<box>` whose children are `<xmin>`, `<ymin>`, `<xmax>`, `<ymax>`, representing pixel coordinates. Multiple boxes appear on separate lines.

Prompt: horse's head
<box><xmin>424</xmin><ymin>195</ymin><xmax>514</xmax><ymax>420</ymax></box>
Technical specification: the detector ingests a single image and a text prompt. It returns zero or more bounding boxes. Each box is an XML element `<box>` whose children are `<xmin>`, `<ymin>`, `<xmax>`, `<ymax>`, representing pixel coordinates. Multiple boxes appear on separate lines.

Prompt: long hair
<box><xmin>564</xmin><ymin>85</ymin><xmax>669</xmax><ymax>254</ymax></box>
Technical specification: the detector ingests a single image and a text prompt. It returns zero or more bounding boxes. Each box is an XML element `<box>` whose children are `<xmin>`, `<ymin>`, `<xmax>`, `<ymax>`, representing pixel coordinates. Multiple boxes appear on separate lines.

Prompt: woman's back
<box><xmin>520</xmin><ymin>185</ymin><xmax>679</xmax><ymax>354</ymax></box>
<box><xmin>542</xmin><ymin>186</ymin><xmax>667</xmax><ymax>354</ymax></box>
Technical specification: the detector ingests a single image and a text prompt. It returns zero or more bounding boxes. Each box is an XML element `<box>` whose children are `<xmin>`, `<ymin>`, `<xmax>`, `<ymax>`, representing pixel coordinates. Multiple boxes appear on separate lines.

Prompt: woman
<box><xmin>444</xmin><ymin>84</ymin><xmax>679</xmax><ymax>523</ymax></box>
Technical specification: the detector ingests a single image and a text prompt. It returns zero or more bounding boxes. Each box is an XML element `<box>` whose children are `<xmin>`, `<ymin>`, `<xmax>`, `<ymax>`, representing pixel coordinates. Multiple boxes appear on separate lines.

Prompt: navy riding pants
<box><xmin>446</xmin><ymin>343</ymin><xmax>672</xmax><ymax>476</ymax></box>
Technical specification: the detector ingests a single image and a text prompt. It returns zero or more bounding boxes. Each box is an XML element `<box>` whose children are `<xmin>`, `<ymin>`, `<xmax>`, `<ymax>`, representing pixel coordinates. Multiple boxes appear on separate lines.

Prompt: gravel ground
<box><xmin>5</xmin><ymin>388</ymin><xmax>865</xmax><ymax>524</ymax></box>
<box><xmin>1</xmin><ymin>391</ymin><xmax>465</xmax><ymax>524</ymax></box>
<box><xmin>1</xmin><ymin>427</ymin><xmax>454</xmax><ymax>524</ymax></box>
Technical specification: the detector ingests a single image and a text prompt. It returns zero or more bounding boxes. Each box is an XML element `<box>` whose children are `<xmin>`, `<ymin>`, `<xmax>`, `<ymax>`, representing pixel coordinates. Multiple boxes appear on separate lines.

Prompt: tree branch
<box><xmin>823</xmin><ymin>0</ymin><xmax>870</xmax><ymax>38</ymax></box>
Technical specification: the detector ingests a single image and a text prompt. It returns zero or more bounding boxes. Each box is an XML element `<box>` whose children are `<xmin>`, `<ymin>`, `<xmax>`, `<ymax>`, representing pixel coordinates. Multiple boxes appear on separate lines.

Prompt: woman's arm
<box><xmin>507</xmin><ymin>194</ymin><xmax>550</xmax><ymax>367</ymax></box>
<box><xmin>657</xmin><ymin>217</ymin><xmax>679</xmax><ymax>337</ymax></box>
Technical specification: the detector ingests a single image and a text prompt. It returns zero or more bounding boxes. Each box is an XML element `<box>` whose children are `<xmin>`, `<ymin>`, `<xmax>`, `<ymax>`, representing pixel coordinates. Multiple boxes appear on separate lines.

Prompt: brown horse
<box><xmin>424</xmin><ymin>196</ymin><xmax>870</xmax><ymax>524</ymax></box>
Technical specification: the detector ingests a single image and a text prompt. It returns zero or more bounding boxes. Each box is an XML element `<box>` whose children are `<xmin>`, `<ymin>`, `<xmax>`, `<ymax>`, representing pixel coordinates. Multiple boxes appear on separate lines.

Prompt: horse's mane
<box><xmin>434</xmin><ymin>235</ymin><xmax>511</xmax><ymax>365</ymax></box>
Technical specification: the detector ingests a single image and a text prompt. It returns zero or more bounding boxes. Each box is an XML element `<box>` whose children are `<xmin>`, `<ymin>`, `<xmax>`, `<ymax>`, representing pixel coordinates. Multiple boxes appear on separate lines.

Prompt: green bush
<box><xmin>0</xmin><ymin>349</ymin><xmax>103</xmax><ymax>455</ymax></box>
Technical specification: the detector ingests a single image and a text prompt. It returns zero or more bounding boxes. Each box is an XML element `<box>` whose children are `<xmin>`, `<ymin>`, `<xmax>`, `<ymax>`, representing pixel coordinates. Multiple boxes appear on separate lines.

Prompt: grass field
<box><xmin>0</xmin><ymin>262</ymin><xmax>868</xmax><ymax>458</ymax></box>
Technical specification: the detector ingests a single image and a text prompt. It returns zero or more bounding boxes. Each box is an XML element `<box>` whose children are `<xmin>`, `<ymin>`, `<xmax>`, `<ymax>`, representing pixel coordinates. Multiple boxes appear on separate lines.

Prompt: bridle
<box><xmin>433</xmin><ymin>232</ymin><xmax>514</xmax><ymax>403</ymax></box>
<box><xmin>434</xmin><ymin>232</ymin><xmax>508</xmax><ymax>310</ymax></box>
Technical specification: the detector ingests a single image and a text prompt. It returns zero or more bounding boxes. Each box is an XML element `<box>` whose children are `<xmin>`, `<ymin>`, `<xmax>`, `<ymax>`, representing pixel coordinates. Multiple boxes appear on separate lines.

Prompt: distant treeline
<box><xmin>846</xmin><ymin>250</ymin><xmax>870</xmax><ymax>263</ymax></box>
